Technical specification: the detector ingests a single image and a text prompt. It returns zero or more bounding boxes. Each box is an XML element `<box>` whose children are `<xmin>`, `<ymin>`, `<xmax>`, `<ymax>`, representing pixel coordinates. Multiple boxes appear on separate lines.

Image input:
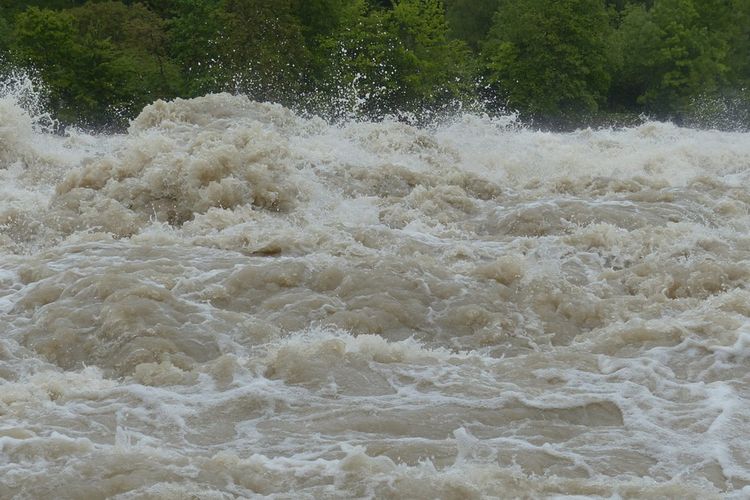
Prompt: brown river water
<box><xmin>2</xmin><ymin>87</ymin><xmax>750</xmax><ymax>498</ymax></box>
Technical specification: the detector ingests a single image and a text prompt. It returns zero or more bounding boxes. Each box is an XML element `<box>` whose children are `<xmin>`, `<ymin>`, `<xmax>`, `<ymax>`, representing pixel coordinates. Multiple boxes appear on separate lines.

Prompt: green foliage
<box><xmin>391</xmin><ymin>0</ymin><xmax>475</xmax><ymax>108</ymax></box>
<box><xmin>11</xmin><ymin>7</ymin><xmax>81</xmax><ymax>121</ymax></box>
<box><xmin>294</xmin><ymin>0</ymin><xmax>350</xmax><ymax>43</ymax></box>
<box><xmin>607</xmin><ymin>4</ymin><xmax>655</xmax><ymax>110</ymax></box>
<box><xmin>0</xmin><ymin>1</ymin><xmax>86</xmax><ymax>15</ymax></box>
<box><xmin>319</xmin><ymin>0</ymin><xmax>474</xmax><ymax>118</ymax></box>
<box><xmin>0</xmin><ymin>10</ymin><xmax>10</xmax><ymax>50</ymax></box>
<box><xmin>293</xmin><ymin>0</ymin><xmax>353</xmax><ymax>86</ymax></box>
<box><xmin>135</xmin><ymin>0</ymin><xmax>179</xmax><ymax>18</ymax></box>
<box><xmin>70</xmin><ymin>1</ymin><xmax>182</xmax><ymax>96</ymax></box>
<box><xmin>1</xmin><ymin>0</ymin><xmax>748</xmax><ymax>129</ymax></box>
<box><xmin>444</xmin><ymin>0</ymin><xmax>499</xmax><ymax>50</ymax></box>
<box><xmin>317</xmin><ymin>1</ymin><xmax>403</xmax><ymax>116</ymax></box>
<box><xmin>222</xmin><ymin>0</ymin><xmax>310</xmax><ymax>103</ymax></box>
<box><xmin>168</xmin><ymin>0</ymin><xmax>229</xmax><ymax>95</ymax></box>
<box><xmin>10</xmin><ymin>3</ymin><xmax>181</xmax><ymax>126</ymax></box>
<box><xmin>483</xmin><ymin>0</ymin><xmax>612</xmax><ymax>122</ymax></box>
<box><xmin>612</xmin><ymin>0</ymin><xmax>730</xmax><ymax>116</ymax></box>
<box><xmin>169</xmin><ymin>0</ymin><xmax>347</xmax><ymax>100</ymax></box>
<box><xmin>726</xmin><ymin>0</ymin><xmax>750</xmax><ymax>86</ymax></box>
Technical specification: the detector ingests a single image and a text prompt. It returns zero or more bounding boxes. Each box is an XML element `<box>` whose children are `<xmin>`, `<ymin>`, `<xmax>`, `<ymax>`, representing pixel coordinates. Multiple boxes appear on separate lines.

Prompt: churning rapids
<box><xmin>2</xmin><ymin>89</ymin><xmax>750</xmax><ymax>499</ymax></box>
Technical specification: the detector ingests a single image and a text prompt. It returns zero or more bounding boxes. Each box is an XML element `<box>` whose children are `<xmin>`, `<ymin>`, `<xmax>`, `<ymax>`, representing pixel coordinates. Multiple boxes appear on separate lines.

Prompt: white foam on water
<box><xmin>2</xmin><ymin>92</ymin><xmax>750</xmax><ymax>497</ymax></box>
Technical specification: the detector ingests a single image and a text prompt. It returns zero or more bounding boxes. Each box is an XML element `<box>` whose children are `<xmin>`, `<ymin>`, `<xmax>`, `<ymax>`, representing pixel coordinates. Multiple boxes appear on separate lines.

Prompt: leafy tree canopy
<box><xmin>483</xmin><ymin>0</ymin><xmax>612</xmax><ymax>123</ymax></box>
<box><xmin>1</xmin><ymin>0</ymin><xmax>748</xmax><ymax>129</ymax></box>
<box><xmin>613</xmin><ymin>0</ymin><xmax>730</xmax><ymax>116</ymax></box>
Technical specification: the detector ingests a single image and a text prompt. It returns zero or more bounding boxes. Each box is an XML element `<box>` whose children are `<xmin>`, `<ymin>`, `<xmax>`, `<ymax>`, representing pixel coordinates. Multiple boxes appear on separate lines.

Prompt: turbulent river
<box><xmin>2</xmin><ymin>90</ymin><xmax>750</xmax><ymax>499</ymax></box>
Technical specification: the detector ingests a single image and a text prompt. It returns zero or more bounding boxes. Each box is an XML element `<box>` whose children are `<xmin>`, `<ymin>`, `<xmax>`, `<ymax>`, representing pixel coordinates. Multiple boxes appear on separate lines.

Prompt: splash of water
<box><xmin>2</xmin><ymin>90</ymin><xmax>750</xmax><ymax>498</ymax></box>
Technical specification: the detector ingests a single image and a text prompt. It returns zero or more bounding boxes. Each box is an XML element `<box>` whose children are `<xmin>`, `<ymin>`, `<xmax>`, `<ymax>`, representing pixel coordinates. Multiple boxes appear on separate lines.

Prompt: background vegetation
<box><xmin>1</xmin><ymin>0</ymin><xmax>748</xmax><ymax>129</ymax></box>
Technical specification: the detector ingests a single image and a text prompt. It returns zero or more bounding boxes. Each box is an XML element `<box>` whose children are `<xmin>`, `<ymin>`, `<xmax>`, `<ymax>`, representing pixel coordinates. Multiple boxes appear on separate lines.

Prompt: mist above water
<box><xmin>2</xmin><ymin>85</ymin><xmax>750</xmax><ymax>498</ymax></box>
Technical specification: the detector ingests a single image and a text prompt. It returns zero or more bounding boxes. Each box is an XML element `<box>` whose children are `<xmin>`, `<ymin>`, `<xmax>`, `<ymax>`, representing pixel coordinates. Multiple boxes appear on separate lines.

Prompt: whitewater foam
<box><xmin>2</xmin><ymin>92</ymin><xmax>750</xmax><ymax>497</ymax></box>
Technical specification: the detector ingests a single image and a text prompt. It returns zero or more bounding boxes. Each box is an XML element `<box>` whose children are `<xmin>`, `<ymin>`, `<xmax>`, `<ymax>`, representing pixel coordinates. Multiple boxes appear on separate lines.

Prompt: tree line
<box><xmin>1</xmin><ymin>0</ymin><xmax>748</xmax><ymax>129</ymax></box>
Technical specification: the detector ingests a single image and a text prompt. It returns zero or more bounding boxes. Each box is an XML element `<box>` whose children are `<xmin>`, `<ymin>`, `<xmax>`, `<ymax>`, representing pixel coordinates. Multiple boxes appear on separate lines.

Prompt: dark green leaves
<box><xmin>482</xmin><ymin>0</ymin><xmax>612</xmax><ymax>123</ymax></box>
<box><xmin>3</xmin><ymin>0</ymin><xmax>748</xmax><ymax>129</ymax></box>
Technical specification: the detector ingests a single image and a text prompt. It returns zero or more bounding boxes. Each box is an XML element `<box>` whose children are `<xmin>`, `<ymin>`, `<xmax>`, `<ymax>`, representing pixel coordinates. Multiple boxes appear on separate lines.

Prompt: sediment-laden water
<box><xmin>2</xmin><ymin>89</ymin><xmax>750</xmax><ymax>498</ymax></box>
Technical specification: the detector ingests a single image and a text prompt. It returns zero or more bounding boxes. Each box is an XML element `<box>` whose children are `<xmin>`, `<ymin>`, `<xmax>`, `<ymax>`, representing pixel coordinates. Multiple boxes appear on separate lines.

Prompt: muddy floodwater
<box><xmin>2</xmin><ymin>91</ymin><xmax>750</xmax><ymax>498</ymax></box>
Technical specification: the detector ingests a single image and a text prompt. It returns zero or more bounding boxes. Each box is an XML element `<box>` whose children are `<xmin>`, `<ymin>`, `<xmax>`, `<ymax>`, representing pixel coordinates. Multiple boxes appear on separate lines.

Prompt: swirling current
<box><xmin>2</xmin><ymin>90</ymin><xmax>750</xmax><ymax>498</ymax></box>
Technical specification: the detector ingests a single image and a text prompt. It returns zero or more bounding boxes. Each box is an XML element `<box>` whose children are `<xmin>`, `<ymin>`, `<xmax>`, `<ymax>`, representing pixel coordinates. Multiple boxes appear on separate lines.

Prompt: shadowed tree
<box><xmin>391</xmin><ymin>0</ymin><xmax>475</xmax><ymax>109</ymax></box>
<box><xmin>482</xmin><ymin>0</ymin><xmax>612</xmax><ymax>124</ymax></box>
<box><xmin>71</xmin><ymin>1</ymin><xmax>182</xmax><ymax>99</ymax></box>
<box><xmin>444</xmin><ymin>0</ymin><xmax>499</xmax><ymax>51</ymax></box>
<box><xmin>221</xmin><ymin>0</ymin><xmax>310</xmax><ymax>103</ymax></box>
<box><xmin>168</xmin><ymin>0</ymin><xmax>231</xmax><ymax>95</ymax></box>
<box><xmin>0</xmin><ymin>9</ymin><xmax>10</xmax><ymax>51</ymax></box>
<box><xmin>11</xmin><ymin>7</ymin><xmax>83</xmax><ymax>121</ymax></box>
<box><xmin>320</xmin><ymin>0</ymin><xmax>474</xmax><ymax>118</ymax></box>
<box><xmin>611</xmin><ymin>0</ymin><xmax>730</xmax><ymax>117</ymax></box>
<box><xmin>11</xmin><ymin>4</ymin><xmax>181</xmax><ymax>125</ymax></box>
